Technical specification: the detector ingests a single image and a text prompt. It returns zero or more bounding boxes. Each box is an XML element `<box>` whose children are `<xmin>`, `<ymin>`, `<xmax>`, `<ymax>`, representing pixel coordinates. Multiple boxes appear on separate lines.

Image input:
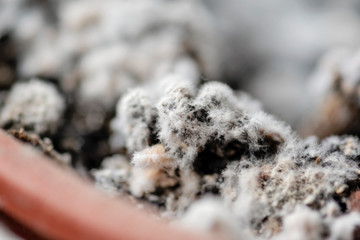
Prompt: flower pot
<box><xmin>0</xmin><ymin>130</ymin><xmax>214</xmax><ymax>240</ymax></box>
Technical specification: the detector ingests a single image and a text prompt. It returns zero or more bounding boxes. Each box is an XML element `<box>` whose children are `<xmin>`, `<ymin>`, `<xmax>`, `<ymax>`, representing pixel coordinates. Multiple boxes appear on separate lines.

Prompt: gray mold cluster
<box><xmin>95</xmin><ymin>78</ymin><xmax>360</xmax><ymax>239</ymax></box>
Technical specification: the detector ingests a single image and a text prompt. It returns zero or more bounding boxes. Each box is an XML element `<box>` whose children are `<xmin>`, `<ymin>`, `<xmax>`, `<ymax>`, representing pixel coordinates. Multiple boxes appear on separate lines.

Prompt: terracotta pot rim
<box><xmin>0</xmin><ymin>130</ymin><xmax>215</xmax><ymax>240</ymax></box>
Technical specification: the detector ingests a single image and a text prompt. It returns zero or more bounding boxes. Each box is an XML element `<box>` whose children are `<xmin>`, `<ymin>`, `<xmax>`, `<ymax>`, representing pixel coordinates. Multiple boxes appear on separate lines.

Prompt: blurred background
<box><xmin>208</xmin><ymin>0</ymin><xmax>360</xmax><ymax>127</ymax></box>
<box><xmin>2</xmin><ymin>0</ymin><xmax>360</xmax><ymax>130</ymax></box>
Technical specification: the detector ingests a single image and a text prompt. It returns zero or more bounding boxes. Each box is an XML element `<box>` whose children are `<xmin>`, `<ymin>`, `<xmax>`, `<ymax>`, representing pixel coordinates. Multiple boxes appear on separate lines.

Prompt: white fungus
<box><xmin>179</xmin><ymin>197</ymin><xmax>245</xmax><ymax>239</ymax></box>
<box><xmin>0</xmin><ymin>79</ymin><xmax>65</xmax><ymax>134</ymax></box>
<box><xmin>110</xmin><ymin>88</ymin><xmax>157</xmax><ymax>152</ymax></box>
<box><xmin>2</xmin><ymin>1</ymin><xmax>360</xmax><ymax>240</ymax></box>
<box><xmin>274</xmin><ymin>206</ymin><xmax>323</xmax><ymax>240</ymax></box>
<box><xmin>329</xmin><ymin>212</ymin><xmax>360</xmax><ymax>240</ymax></box>
<box><xmin>97</xmin><ymin>78</ymin><xmax>360</xmax><ymax>239</ymax></box>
